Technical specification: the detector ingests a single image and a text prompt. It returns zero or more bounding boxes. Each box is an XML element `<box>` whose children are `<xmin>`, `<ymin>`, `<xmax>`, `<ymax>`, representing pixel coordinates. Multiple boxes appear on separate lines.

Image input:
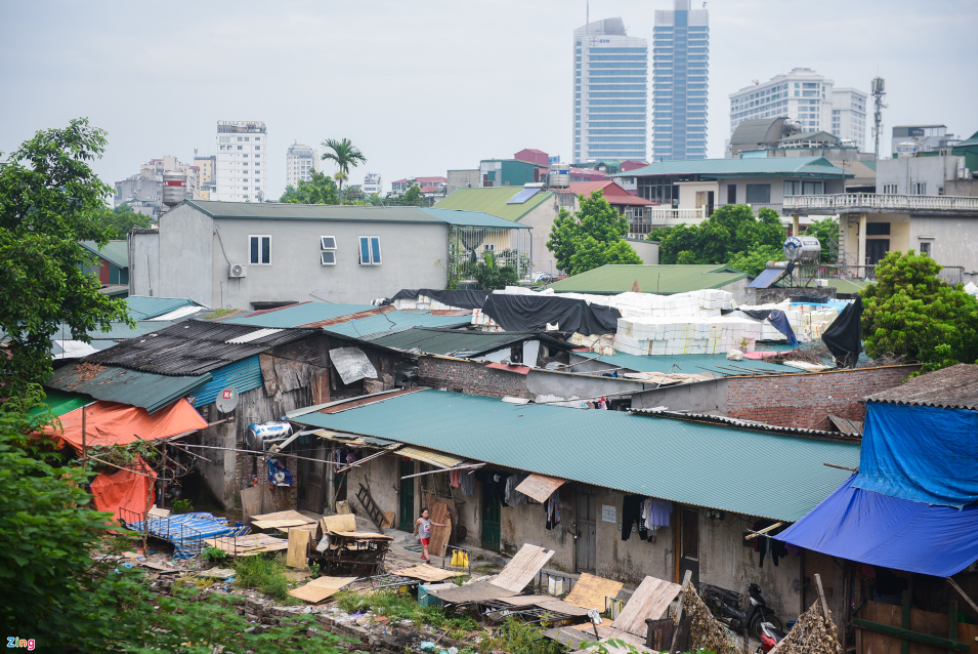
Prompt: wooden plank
<box><xmin>321</xmin><ymin>513</ymin><xmax>357</xmax><ymax>533</ymax></box>
<box><xmin>330</xmin><ymin>530</ymin><xmax>394</xmax><ymax>541</ymax></box>
<box><xmin>252</xmin><ymin>510</ymin><xmax>315</xmax><ymax>530</ymax></box>
<box><xmin>534</xmin><ymin>598</ymin><xmax>592</xmax><ymax>617</ymax></box>
<box><xmin>240</xmin><ymin>486</ymin><xmax>262</xmax><ymax>525</ymax></box>
<box><xmin>382</xmin><ymin>511</ymin><xmax>395</xmax><ymax>529</ymax></box>
<box><xmin>307</xmin><ymin>575</ymin><xmax>358</xmax><ymax>589</ymax></box>
<box><xmin>514</xmin><ymin>474</ymin><xmax>566</xmax><ymax>503</ymax></box>
<box><xmin>814</xmin><ymin>573</ymin><xmax>831</xmax><ymax>620</ymax></box>
<box><xmin>392</xmin><ymin>565</ymin><xmax>460</xmax><ymax>583</ymax></box>
<box><xmin>613</xmin><ymin>575</ymin><xmax>682</xmax><ymax>637</ymax></box>
<box><xmin>426</xmin><ymin>581</ymin><xmax>517</xmax><ymax>604</ymax></box>
<box><xmin>669</xmin><ymin>571</ymin><xmax>693</xmax><ymax>654</ymax></box>
<box><xmin>490</xmin><ymin>544</ymin><xmax>556</xmax><ymax>594</ymax></box>
<box><xmin>427</xmin><ymin>502</ymin><xmax>452</xmax><ymax>558</ymax></box>
<box><xmin>853</xmin><ymin>619</ymin><xmax>969</xmax><ymax>652</ymax></box>
<box><xmin>570</xmin><ymin>617</ymin><xmax>612</xmax><ymax>631</ymax></box>
<box><xmin>860</xmin><ymin>600</ymin><xmax>978</xmax><ymax>654</ymax></box>
<box><xmin>566</xmin><ymin>573</ymin><xmax>624</xmax><ymax>611</ymax></box>
<box><xmin>287</xmin><ymin>529</ymin><xmax>311</xmax><ymax>569</ymax></box>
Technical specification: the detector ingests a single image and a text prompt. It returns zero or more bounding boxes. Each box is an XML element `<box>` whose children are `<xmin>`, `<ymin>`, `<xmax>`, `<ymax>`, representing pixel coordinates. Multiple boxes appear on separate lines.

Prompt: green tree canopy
<box><xmin>280</xmin><ymin>169</ymin><xmax>339</xmax><ymax>205</ymax></box>
<box><xmin>400</xmin><ymin>184</ymin><xmax>426</xmax><ymax>207</ymax></box>
<box><xmin>0</xmin><ymin>119</ymin><xmax>131</xmax><ymax>416</ymax></box>
<box><xmin>726</xmin><ymin>244</ymin><xmax>784</xmax><ymax>277</ymax></box>
<box><xmin>861</xmin><ymin>250</ymin><xmax>978</xmax><ymax>371</ymax></box>
<box><xmin>320</xmin><ymin>138</ymin><xmax>366</xmax><ymax>204</ymax></box>
<box><xmin>657</xmin><ymin>205</ymin><xmax>786</xmax><ymax>266</ymax></box>
<box><xmin>473</xmin><ymin>252</ymin><xmax>519</xmax><ymax>290</ymax></box>
<box><xmin>95</xmin><ymin>203</ymin><xmax>151</xmax><ymax>238</ymax></box>
<box><xmin>802</xmin><ymin>217</ymin><xmax>840</xmax><ymax>264</ymax></box>
<box><xmin>546</xmin><ymin>190</ymin><xmax>642</xmax><ymax>276</ymax></box>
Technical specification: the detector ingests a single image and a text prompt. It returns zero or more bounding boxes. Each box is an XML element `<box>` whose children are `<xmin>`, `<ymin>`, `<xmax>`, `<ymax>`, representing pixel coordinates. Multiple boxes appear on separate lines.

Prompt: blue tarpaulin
<box><xmin>125</xmin><ymin>512</ymin><xmax>250</xmax><ymax>558</ymax></box>
<box><xmin>853</xmin><ymin>403</ymin><xmax>978</xmax><ymax>508</ymax></box>
<box><xmin>767</xmin><ymin>310</ymin><xmax>798</xmax><ymax>346</ymax></box>
<box><xmin>776</xmin><ymin>476</ymin><xmax>978</xmax><ymax>577</ymax></box>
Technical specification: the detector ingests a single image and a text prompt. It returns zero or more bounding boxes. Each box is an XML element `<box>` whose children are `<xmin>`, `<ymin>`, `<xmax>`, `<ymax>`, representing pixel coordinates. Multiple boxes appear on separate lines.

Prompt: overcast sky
<box><xmin>1</xmin><ymin>0</ymin><xmax>975</xmax><ymax>200</ymax></box>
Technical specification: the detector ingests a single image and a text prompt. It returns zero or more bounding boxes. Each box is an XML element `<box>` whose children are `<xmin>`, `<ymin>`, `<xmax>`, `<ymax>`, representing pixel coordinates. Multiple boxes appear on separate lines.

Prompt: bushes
<box><xmin>233</xmin><ymin>554</ymin><xmax>295</xmax><ymax>603</ymax></box>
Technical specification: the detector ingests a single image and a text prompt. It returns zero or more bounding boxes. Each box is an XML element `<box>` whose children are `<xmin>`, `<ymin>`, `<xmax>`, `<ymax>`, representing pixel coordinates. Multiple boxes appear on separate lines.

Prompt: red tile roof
<box><xmin>567</xmin><ymin>181</ymin><xmax>654</xmax><ymax>206</ymax></box>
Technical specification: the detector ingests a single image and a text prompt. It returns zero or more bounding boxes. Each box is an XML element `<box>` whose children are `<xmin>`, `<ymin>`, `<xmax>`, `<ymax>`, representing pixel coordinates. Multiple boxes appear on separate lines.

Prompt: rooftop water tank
<box><xmin>783</xmin><ymin>236</ymin><xmax>821</xmax><ymax>263</ymax></box>
<box><xmin>162</xmin><ymin>170</ymin><xmax>188</xmax><ymax>207</ymax></box>
<box><xmin>549</xmin><ymin>164</ymin><xmax>570</xmax><ymax>188</ymax></box>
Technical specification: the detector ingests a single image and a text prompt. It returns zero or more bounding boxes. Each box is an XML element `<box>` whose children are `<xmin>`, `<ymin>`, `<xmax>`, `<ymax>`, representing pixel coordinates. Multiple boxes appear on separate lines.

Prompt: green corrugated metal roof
<box><xmin>577</xmin><ymin>351</ymin><xmax>793</xmax><ymax>375</ymax></box>
<box><xmin>614</xmin><ymin>156</ymin><xmax>849</xmax><ymax>179</ymax></box>
<box><xmin>434</xmin><ymin>187</ymin><xmax>554</xmax><ymax>222</ymax></box>
<box><xmin>45</xmin><ymin>363</ymin><xmax>211</xmax><ymax>414</ymax></box>
<box><xmin>190</xmin><ymin>356</ymin><xmax>263</xmax><ymax>406</ymax></box>
<box><xmin>291</xmin><ymin>389</ymin><xmax>859</xmax><ymax>521</ymax></box>
<box><xmin>323</xmin><ymin>312</ymin><xmax>472</xmax><ymax>341</ymax></box>
<box><xmin>224</xmin><ymin>303</ymin><xmax>376</xmax><ymax>328</ymax></box>
<box><xmin>549</xmin><ymin>265</ymin><xmax>748</xmax><ymax>295</ymax></box>
<box><xmin>181</xmin><ymin>201</ymin><xmax>528</xmax><ymax>229</ymax></box>
<box><xmin>29</xmin><ymin>389</ymin><xmax>93</xmax><ymax>417</ymax></box>
<box><xmin>126</xmin><ymin>296</ymin><xmax>203</xmax><ymax>320</ymax></box>
<box><xmin>80</xmin><ymin>240</ymin><xmax>129</xmax><ymax>269</ymax></box>
<box><xmin>370</xmin><ymin>327</ymin><xmax>546</xmax><ymax>356</ymax></box>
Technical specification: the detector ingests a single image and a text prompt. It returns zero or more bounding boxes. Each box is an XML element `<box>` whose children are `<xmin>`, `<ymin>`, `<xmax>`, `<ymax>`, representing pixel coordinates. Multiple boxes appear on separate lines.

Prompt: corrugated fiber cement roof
<box><xmin>224</xmin><ymin>303</ymin><xmax>377</xmax><ymax>328</ymax></box>
<box><xmin>614</xmin><ymin>156</ymin><xmax>848</xmax><ymax>179</ymax></box>
<box><xmin>322</xmin><ymin>311</ymin><xmax>472</xmax><ymax>341</ymax></box>
<box><xmin>290</xmin><ymin>389</ymin><xmax>859</xmax><ymax>521</ymax></box>
<box><xmin>126</xmin><ymin>296</ymin><xmax>204</xmax><ymax>321</ymax></box>
<box><xmin>434</xmin><ymin>187</ymin><xmax>554</xmax><ymax>222</ymax></box>
<box><xmin>549</xmin><ymin>265</ymin><xmax>748</xmax><ymax>295</ymax></box>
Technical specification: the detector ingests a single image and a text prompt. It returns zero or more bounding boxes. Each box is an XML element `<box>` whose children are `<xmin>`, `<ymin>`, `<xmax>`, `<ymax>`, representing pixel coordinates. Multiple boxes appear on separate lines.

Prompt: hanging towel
<box><xmin>460</xmin><ymin>471</ymin><xmax>476</xmax><ymax>496</ymax></box>
<box><xmin>647</xmin><ymin>499</ymin><xmax>673</xmax><ymax>528</ymax></box>
<box><xmin>449</xmin><ymin>469</ymin><xmax>461</xmax><ymax>489</ymax></box>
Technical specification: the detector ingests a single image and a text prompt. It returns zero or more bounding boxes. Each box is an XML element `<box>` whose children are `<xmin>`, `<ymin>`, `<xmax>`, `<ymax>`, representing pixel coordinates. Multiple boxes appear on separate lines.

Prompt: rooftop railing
<box><xmin>784</xmin><ymin>194</ymin><xmax>978</xmax><ymax>213</ymax></box>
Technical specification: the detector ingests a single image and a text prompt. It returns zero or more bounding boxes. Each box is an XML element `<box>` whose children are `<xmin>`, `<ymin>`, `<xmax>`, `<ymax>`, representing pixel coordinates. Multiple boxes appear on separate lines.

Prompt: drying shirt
<box><xmin>418</xmin><ymin>518</ymin><xmax>431</xmax><ymax>539</ymax></box>
<box><xmin>460</xmin><ymin>471</ymin><xmax>476</xmax><ymax>496</ymax></box>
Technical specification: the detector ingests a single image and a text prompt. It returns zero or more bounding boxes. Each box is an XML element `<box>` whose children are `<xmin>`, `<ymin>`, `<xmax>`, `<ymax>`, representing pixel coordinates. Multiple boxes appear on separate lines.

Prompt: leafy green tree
<box><xmin>96</xmin><ymin>203</ymin><xmax>151</xmax><ymax>238</ymax></box>
<box><xmin>803</xmin><ymin>217</ymin><xmax>839</xmax><ymax>263</ymax></box>
<box><xmin>473</xmin><ymin>252</ymin><xmax>519</xmax><ymax>290</ymax></box>
<box><xmin>320</xmin><ymin>138</ymin><xmax>367</xmax><ymax>204</ymax></box>
<box><xmin>0</xmin><ymin>119</ymin><xmax>131</xmax><ymax>416</ymax></box>
<box><xmin>401</xmin><ymin>183</ymin><xmax>427</xmax><ymax>207</ymax></box>
<box><xmin>657</xmin><ymin>205</ymin><xmax>786</xmax><ymax>266</ymax></box>
<box><xmin>676</xmin><ymin>250</ymin><xmax>697</xmax><ymax>265</ymax></box>
<box><xmin>657</xmin><ymin>223</ymin><xmax>701</xmax><ymax>264</ymax></box>
<box><xmin>861</xmin><ymin>250</ymin><xmax>978</xmax><ymax>371</ymax></box>
<box><xmin>726</xmin><ymin>244</ymin><xmax>784</xmax><ymax>277</ymax></box>
<box><xmin>280</xmin><ymin>169</ymin><xmax>339</xmax><ymax>204</ymax></box>
<box><xmin>546</xmin><ymin>190</ymin><xmax>642</xmax><ymax>275</ymax></box>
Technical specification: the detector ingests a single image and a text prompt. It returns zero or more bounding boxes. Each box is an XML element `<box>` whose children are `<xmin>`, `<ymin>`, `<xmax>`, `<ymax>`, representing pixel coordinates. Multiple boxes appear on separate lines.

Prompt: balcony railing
<box><xmin>783</xmin><ymin>194</ymin><xmax>978</xmax><ymax>213</ymax></box>
<box><xmin>627</xmin><ymin>206</ymin><xmax>708</xmax><ymax>237</ymax></box>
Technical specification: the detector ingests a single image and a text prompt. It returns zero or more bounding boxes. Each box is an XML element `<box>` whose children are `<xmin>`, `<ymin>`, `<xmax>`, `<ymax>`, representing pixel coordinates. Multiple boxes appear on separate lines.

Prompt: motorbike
<box><xmin>699</xmin><ymin>582</ymin><xmax>784</xmax><ymax>640</ymax></box>
<box><xmin>756</xmin><ymin>621</ymin><xmax>788</xmax><ymax>652</ymax></box>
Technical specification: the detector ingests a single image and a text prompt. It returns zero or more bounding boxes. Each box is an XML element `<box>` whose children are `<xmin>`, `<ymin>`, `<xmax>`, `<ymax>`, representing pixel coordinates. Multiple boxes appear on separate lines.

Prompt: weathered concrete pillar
<box><xmin>858</xmin><ymin>213</ymin><xmax>868</xmax><ymax>272</ymax></box>
<box><xmin>792</xmin><ymin>214</ymin><xmax>800</xmax><ymax>237</ymax></box>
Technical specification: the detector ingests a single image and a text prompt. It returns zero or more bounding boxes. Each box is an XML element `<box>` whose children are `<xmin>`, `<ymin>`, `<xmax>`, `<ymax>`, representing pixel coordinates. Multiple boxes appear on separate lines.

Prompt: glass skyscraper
<box><xmin>573</xmin><ymin>17</ymin><xmax>648</xmax><ymax>163</ymax></box>
<box><xmin>652</xmin><ymin>0</ymin><xmax>709</xmax><ymax>161</ymax></box>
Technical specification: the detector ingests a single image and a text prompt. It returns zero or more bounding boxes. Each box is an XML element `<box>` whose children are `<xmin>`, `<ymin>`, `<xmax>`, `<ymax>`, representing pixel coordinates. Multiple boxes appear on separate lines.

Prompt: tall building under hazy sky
<box><xmin>652</xmin><ymin>0</ymin><xmax>709</xmax><ymax>161</ymax></box>
<box><xmin>573</xmin><ymin>17</ymin><xmax>648</xmax><ymax>163</ymax></box>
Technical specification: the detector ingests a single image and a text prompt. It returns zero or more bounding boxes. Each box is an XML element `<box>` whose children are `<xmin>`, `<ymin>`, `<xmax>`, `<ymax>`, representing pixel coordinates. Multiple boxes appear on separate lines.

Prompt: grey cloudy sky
<box><xmin>1</xmin><ymin>0</ymin><xmax>975</xmax><ymax>200</ymax></box>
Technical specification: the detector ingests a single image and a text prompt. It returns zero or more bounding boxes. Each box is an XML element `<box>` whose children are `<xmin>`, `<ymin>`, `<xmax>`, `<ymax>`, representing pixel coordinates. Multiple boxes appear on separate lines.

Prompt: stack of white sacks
<box><xmin>615</xmin><ymin>315</ymin><xmax>764</xmax><ymax>356</ymax></box>
<box><xmin>392</xmin><ymin>294</ymin><xmax>466</xmax><ymax>312</ymax></box>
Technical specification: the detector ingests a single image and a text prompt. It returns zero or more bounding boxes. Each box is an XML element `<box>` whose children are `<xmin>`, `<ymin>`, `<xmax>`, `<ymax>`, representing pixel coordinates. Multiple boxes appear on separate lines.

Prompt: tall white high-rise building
<box><xmin>573</xmin><ymin>17</ymin><xmax>648</xmax><ymax>163</ymax></box>
<box><xmin>729</xmin><ymin>69</ymin><xmax>867</xmax><ymax>149</ymax></box>
<box><xmin>214</xmin><ymin>121</ymin><xmax>267</xmax><ymax>202</ymax></box>
<box><xmin>286</xmin><ymin>142</ymin><xmax>317</xmax><ymax>189</ymax></box>
<box><xmin>362</xmin><ymin>173</ymin><xmax>383</xmax><ymax>196</ymax></box>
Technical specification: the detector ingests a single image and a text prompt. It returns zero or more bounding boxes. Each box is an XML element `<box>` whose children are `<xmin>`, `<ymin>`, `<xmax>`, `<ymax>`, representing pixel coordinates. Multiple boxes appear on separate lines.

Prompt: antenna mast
<box><xmin>871</xmin><ymin>77</ymin><xmax>886</xmax><ymax>160</ymax></box>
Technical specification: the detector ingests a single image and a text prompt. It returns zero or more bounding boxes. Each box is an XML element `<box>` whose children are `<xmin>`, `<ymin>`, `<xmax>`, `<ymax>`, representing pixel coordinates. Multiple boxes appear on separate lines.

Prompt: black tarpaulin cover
<box><xmin>822</xmin><ymin>297</ymin><xmax>862</xmax><ymax>366</ymax></box>
<box><xmin>481</xmin><ymin>294</ymin><xmax>620</xmax><ymax>336</ymax></box>
<box><xmin>390</xmin><ymin>289</ymin><xmax>490</xmax><ymax>310</ymax></box>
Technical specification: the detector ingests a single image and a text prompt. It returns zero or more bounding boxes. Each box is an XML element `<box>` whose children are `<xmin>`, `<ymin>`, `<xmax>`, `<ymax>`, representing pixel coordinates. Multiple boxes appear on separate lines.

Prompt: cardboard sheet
<box><xmin>320</xmin><ymin>513</ymin><xmax>358</xmax><ymax>534</ymax></box>
<box><xmin>426</xmin><ymin>581</ymin><xmax>517</xmax><ymax>604</ymax></box>
<box><xmin>514</xmin><ymin>474</ymin><xmax>566</xmax><ymax>503</ymax></box>
<box><xmin>251</xmin><ymin>510</ymin><xmax>315</xmax><ymax>530</ymax></box>
<box><xmin>329</xmin><ymin>530</ymin><xmax>394</xmax><ymax>541</ymax></box>
<box><xmin>288</xmin><ymin>575</ymin><xmax>358</xmax><ymax>604</ymax></box>
<box><xmin>392</xmin><ymin>565</ymin><xmax>461</xmax><ymax>583</ymax></box>
<box><xmin>287</xmin><ymin>529</ymin><xmax>311</xmax><ymax>569</ymax></box>
<box><xmin>240</xmin><ymin>486</ymin><xmax>262</xmax><ymax>525</ymax></box>
<box><xmin>490</xmin><ymin>544</ymin><xmax>556</xmax><ymax>593</ymax></box>
<box><xmin>565</xmin><ymin>573</ymin><xmax>624</xmax><ymax>610</ymax></box>
<box><xmin>611</xmin><ymin>575</ymin><xmax>681</xmax><ymax>636</ymax></box>
<box><xmin>204</xmin><ymin>533</ymin><xmax>288</xmax><ymax>556</ymax></box>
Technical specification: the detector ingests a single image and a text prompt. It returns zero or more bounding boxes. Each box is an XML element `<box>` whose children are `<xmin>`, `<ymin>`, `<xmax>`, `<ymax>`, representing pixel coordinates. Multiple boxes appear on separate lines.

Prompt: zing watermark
<box><xmin>6</xmin><ymin>638</ymin><xmax>36</xmax><ymax>651</ymax></box>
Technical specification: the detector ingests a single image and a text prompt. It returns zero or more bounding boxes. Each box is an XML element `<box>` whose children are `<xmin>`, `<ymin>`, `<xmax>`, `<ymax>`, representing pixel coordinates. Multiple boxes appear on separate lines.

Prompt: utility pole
<box><xmin>871</xmin><ymin>77</ymin><xmax>886</xmax><ymax>160</ymax></box>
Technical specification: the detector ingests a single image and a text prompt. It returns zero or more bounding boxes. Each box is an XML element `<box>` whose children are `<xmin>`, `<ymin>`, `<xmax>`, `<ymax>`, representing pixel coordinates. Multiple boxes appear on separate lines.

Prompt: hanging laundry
<box><xmin>505</xmin><ymin>473</ymin><xmax>529</xmax><ymax>506</ymax></box>
<box><xmin>267</xmin><ymin>458</ymin><xmax>293</xmax><ymax>487</ymax></box>
<box><xmin>545</xmin><ymin>491</ymin><xmax>561</xmax><ymax>530</ymax></box>
<box><xmin>449</xmin><ymin>469</ymin><xmax>461</xmax><ymax>489</ymax></box>
<box><xmin>621</xmin><ymin>495</ymin><xmax>647</xmax><ymax>541</ymax></box>
<box><xmin>647</xmin><ymin>499</ymin><xmax>673</xmax><ymax>528</ymax></box>
<box><xmin>459</xmin><ymin>471</ymin><xmax>476</xmax><ymax>496</ymax></box>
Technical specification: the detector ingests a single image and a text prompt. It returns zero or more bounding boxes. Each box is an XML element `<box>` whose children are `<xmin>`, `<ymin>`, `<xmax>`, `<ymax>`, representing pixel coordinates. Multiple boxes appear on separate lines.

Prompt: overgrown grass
<box><xmin>232</xmin><ymin>554</ymin><xmax>300</xmax><ymax>604</ymax></box>
<box><xmin>335</xmin><ymin>590</ymin><xmax>481</xmax><ymax>638</ymax></box>
<box><xmin>476</xmin><ymin>617</ymin><xmax>566</xmax><ymax>654</ymax></box>
<box><xmin>200</xmin><ymin>308</ymin><xmax>236</xmax><ymax>320</ymax></box>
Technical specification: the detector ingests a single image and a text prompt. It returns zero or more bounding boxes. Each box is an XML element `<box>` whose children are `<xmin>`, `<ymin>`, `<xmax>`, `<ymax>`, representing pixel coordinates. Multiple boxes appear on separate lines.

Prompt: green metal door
<box><xmin>399</xmin><ymin>459</ymin><xmax>415</xmax><ymax>530</ymax></box>
<box><xmin>482</xmin><ymin>492</ymin><xmax>501</xmax><ymax>551</ymax></box>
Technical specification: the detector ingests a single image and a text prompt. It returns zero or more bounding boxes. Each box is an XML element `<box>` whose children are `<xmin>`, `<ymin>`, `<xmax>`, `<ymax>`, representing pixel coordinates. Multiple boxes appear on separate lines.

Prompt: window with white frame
<box><xmin>249</xmin><ymin>235</ymin><xmax>271</xmax><ymax>265</ymax></box>
<box><xmin>882</xmin><ymin>184</ymin><xmax>898</xmax><ymax>194</ymax></box>
<box><xmin>912</xmin><ymin>182</ymin><xmax>927</xmax><ymax>195</ymax></box>
<box><xmin>320</xmin><ymin>236</ymin><xmax>337</xmax><ymax>265</ymax></box>
<box><xmin>919</xmin><ymin>241</ymin><xmax>932</xmax><ymax>257</ymax></box>
<box><xmin>358</xmin><ymin>236</ymin><xmax>382</xmax><ymax>265</ymax></box>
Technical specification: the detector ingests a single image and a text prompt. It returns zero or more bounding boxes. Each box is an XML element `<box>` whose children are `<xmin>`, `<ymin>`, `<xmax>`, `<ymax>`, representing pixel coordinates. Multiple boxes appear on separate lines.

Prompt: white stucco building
<box><xmin>362</xmin><ymin>173</ymin><xmax>383</xmax><ymax>196</ymax></box>
<box><xmin>214</xmin><ymin>121</ymin><xmax>267</xmax><ymax>203</ymax></box>
<box><xmin>285</xmin><ymin>143</ymin><xmax>317</xmax><ymax>189</ymax></box>
<box><xmin>729</xmin><ymin>69</ymin><xmax>867</xmax><ymax>150</ymax></box>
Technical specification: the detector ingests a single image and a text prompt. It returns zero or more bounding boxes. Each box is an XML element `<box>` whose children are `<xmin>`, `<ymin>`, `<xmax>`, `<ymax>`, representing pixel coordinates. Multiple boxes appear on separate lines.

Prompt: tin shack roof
<box><xmin>864</xmin><ymin>364</ymin><xmax>978</xmax><ymax>410</ymax></box>
<box><xmin>369</xmin><ymin>327</ymin><xmax>571</xmax><ymax>357</ymax></box>
<box><xmin>290</xmin><ymin>389</ymin><xmax>859</xmax><ymax>522</ymax></box>
<box><xmin>46</xmin><ymin>363</ymin><xmax>212</xmax><ymax>414</ymax></box>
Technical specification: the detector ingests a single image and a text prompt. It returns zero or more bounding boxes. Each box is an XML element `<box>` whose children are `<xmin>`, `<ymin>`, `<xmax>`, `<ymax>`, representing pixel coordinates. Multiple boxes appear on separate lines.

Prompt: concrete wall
<box><xmin>909</xmin><ymin>215</ymin><xmax>978</xmax><ymax>273</ymax></box>
<box><xmin>721</xmin><ymin>277</ymin><xmax>751</xmax><ymax>305</ymax></box>
<box><xmin>945</xmin><ymin>179</ymin><xmax>978</xmax><ymax>197</ymax></box>
<box><xmin>627</xmin><ymin>238</ymin><xmax>659</xmax><ymax>265</ymax></box>
<box><xmin>676</xmin><ymin>181</ymin><xmax>719</xmax><ymax>210</ymax></box>
<box><xmin>417</xmin><ymin>357</ymin><xmax>530</xmax><ymax>399</ymax></box>
<box><xmin>129</xmin><ymin>230</ymin><xmax>161</xmax><ymax>298</ymax></box>
<box><xmin>157</xmin><ymin>204</ymin><xmax>216</xmax><ymax>307</ymax></box>
<box><xmin>726</xmin><ymin>365</ymin><xmax>919</xmax><ymax>431</ymax></box>
<box><xmin>520</xmin><ymin>198</ymin><xmax>560</xmax><ymax>276</ymax></box>
<box><xmin>631</xmin><ymin>378</ymin><xmax>728</xmax><ymax>414</ymax></box>
<box><xmin>877</xmin><ymin>155</ymin><xmax>964</xmax><ymax>195</ymax></box>
<box><xmin>839</xmin><ymin>212</ymin><xmax>912</xmax><ymax>262</ymax></box>
<box><xmin>716</xmin><ymin>175</ymin><xmax>846</xmax><ymax>209</ymax></box>
<box><xmin>447</xmin><ymin>169</ymin><xmax>481</xmax><ymax>195</ymax></box>
<box><xmin>525</xmin><ymin>369</ymin><xmax>648</xmax><ymax>403</ymax></box>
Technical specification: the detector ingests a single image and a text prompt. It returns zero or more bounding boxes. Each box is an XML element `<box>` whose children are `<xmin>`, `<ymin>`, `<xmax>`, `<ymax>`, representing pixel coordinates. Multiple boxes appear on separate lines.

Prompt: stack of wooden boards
<box><xmin>424</xmin><ymin>543</ymin><xmax>557</xmax><ymax>604</ymax></box>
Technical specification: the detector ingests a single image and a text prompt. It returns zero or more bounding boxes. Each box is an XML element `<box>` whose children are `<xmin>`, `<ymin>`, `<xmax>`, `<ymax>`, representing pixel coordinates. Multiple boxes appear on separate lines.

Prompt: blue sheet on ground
<box><xmin>776</xmin><ymin>476</ymin><xmax>978</xmax><ymax>577</ymax></box>
<box><xmin>853</xmin><ymin>404</ymin><xmax>978</xmax><ymax>508</ymax></box>
<box><xmin>126</xmin><ymin>512</ymin><xmax>250</xmax><ymax>558</ymax></box>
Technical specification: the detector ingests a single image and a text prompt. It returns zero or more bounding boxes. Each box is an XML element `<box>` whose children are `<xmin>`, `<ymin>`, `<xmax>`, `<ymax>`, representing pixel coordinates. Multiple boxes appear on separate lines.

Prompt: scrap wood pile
<box><xmin>681</xmin><ymin>584</ymin><xmax>739</xmax><ymax>654</ymax></box>
<box><xmin>768</xmin><ymin>601</ymin><xmax>841</xmax><ymax>654</ymax></box>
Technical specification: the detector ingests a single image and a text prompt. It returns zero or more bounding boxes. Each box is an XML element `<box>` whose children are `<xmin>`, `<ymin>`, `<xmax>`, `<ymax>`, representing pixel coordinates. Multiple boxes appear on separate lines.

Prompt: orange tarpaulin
<box><xmin>90</xmin><ymin>456</ymin><xmax>157</xmax><ymax>522</ymax></box>
<box><xmin>43</xmin><ymin>399</ymin><xmax>207</xmax><ymax>454</ymax></box>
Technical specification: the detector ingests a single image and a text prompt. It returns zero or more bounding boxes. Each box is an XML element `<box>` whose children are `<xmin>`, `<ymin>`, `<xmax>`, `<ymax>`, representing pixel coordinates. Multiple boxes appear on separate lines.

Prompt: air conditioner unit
<box><xmin>229</xmin><ymin>263</ymin><xmax>248</xmax><ymax>278</ymax></box>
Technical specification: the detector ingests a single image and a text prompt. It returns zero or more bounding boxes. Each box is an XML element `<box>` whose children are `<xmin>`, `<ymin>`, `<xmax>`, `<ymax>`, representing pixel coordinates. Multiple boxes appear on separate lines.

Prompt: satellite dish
<box><xmin>216</xmin><ymin>387</ymin><xmax>239</xmax><ymax>413</ymax></box>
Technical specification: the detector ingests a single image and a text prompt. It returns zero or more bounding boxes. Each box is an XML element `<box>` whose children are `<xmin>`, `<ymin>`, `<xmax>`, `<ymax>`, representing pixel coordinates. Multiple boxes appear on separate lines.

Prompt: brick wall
<box><xmin>417</xmin><ymin>357</ymin><xmax>529</xmax><ymax>399</ymax></box>
<box><xmin>726</xmin><ymin>365</ymin><xmax>920</xmax><ymax>430</ymax></box>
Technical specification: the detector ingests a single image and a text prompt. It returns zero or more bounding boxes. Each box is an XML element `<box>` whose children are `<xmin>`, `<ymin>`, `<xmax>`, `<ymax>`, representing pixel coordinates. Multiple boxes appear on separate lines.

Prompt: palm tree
<box><xmin>321</xmin><ymin>138</ymin><xmax>367</xmax><ymax>204</ymax></box>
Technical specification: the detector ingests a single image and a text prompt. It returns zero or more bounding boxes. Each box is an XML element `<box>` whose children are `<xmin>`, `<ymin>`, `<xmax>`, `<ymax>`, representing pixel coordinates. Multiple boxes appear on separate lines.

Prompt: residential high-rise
<box><xmin>729</xmin><ymin>69</ymin><xmax>868</xmax><ymax>149</ymax></box>
<box><xmin>652</xmin><ymin>0</ymin><xmax>709</xmax><ymax>162</ymax></box>
<box><xmin>193</xmin><ymin>154</ymin><xmax>216</xmax><ymax>200</ymax></box>
<box><xmin>572</xmin><ymin>17</ymin><xmax>648</xmax><ymax>163</ymax></box>
<box><xmin>362</xmin><ymin>173</ymin><xmax>383</xmax><ymax>196</ymax></box>
<box><xmin>286</xmin><ymin>142</ymin><xmax>317</xmax><ymax>189</ymax></box>
<box><xmin>214</xmin><ymin>121</ymin><xmax>267</xmax><ymax>203</ymax></box>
